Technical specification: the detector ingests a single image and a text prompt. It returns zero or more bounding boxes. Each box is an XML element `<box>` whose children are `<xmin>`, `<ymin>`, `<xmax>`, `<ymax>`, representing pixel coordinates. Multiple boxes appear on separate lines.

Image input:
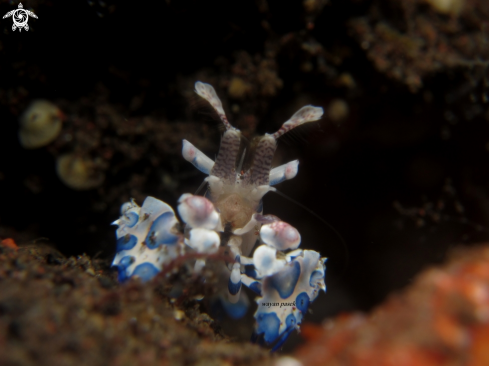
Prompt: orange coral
<box><xmin>295</xmin><ymin>245</ymin><xmax>489</xmax><ymax>366</ymax></box>
<box><xmin>1</xmin><ymin>238</ymin><xmax>18</xmax><ymax>250</ymax></box>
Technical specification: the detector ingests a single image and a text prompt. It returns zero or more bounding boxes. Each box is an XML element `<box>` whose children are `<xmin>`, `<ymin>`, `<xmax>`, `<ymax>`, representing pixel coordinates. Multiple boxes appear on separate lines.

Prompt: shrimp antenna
<box><xmin>194</xmin><ymin>179</ymin><xmax>208</xmax><ymax>196</ymax></box>
<box><xmin>270</xmin><ymin>188</ymin><xmax>349</xmax><ymax>278</ymax></box>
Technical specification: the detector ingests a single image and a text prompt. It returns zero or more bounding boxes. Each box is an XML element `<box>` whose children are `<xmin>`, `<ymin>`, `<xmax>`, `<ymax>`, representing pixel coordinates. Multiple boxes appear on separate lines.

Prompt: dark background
<box><xmin>1</xmin><ymin>0</ymin><xmax>489</xmax><ymax>347</ymax></box>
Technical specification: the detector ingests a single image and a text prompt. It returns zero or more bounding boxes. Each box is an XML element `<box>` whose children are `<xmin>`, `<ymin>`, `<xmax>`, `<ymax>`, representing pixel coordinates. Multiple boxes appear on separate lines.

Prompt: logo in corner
<box><xmin>3</xmin><ymin>3</ymin><xmax>38</xmax><ymax>32</ymax></box>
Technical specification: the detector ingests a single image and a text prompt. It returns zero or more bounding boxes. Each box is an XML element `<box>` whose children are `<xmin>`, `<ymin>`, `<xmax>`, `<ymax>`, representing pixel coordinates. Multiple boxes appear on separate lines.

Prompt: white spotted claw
<box><xmin>186</xmin><ymin>228</ymin><xmax>220</xmax><ymax>253</ymax></box>
<box><xmin>260</xmin><ymin>221</ymin><xmax>301</xmax><ymax>251</ymax></box>
<box><xmin>177</xmin><ymin>194</ymin><xmax>219</xmax><ymax>229</ymax></box>
<box><xmin>253</xmin><ymin>245</ymin><xmax>286</xmax><ymax>277</ymax></box>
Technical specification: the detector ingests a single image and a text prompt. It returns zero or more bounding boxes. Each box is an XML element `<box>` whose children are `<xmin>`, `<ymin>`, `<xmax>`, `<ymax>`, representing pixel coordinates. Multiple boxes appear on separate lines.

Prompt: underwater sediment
<box><xmin>1</xmin><ymin>0</ymin><xmax>489</xmax><ymax>362</ymax></box>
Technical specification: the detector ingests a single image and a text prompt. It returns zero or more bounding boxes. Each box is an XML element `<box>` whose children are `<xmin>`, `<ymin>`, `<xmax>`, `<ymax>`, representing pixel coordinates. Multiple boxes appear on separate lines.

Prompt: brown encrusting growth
<box><xmin>0</xmin><ymin>242</ymin><xmax>270</xmax><ymax>366</ymax></box>
<box><xmin>295</xmin><ymin>244</ymin><xmax>489</xmax><ymax>366</ymax></box>
<box><xmin>349</xmin><ymin>0</ymin><xmax>489</xmax><ymax>92</ymax></box>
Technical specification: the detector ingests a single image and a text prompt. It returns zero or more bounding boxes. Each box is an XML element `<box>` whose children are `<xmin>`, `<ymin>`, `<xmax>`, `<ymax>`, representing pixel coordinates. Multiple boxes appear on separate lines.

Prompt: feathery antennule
<box><xmin>271</xmin><ymin>105</ymin><xmax>324</xmax><ymax>139</ymax></box>
<box><xmin>195</xmin><ymin>82</ymin><xmax>233</xmax><ymax>131</ymax></box>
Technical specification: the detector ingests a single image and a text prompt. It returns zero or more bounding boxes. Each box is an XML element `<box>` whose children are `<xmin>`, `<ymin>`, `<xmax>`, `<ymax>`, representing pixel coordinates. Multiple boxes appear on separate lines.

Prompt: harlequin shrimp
<box><xmin>111</xmin><ymin>81</ymin><xmax>327</xmax><ymax>351</ymax></box>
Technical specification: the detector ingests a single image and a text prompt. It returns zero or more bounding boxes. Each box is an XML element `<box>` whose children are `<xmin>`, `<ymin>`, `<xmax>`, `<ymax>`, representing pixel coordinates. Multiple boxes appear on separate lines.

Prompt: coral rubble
<box><xmin>0</xmin><ymin>241</ymin><xmax>270</xmax><ymax>366</ymax></box>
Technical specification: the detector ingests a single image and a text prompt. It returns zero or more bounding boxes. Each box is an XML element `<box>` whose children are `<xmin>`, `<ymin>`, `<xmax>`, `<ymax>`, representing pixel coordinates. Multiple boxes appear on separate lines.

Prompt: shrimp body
<box><xmin>112</xmin><ymin>82</ymin><xmax>327</xmax><ymax>351</ymax></box>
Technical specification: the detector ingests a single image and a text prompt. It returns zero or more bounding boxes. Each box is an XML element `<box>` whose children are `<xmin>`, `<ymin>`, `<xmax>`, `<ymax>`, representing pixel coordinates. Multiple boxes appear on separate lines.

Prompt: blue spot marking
<box><xmin>132</xmin><ymin>262</ymin><xmax>159</xmax><ymax>282</ymax></box>
<box><xmin>271</xmin><ymin>324</ymin><xmax>295</xmax><ymax>352</ymax></box>
<box><xmin>113</xmin><ymin>256</ymin><xmax>135</xmax><ymax>283</ymax></box>
<box><xmin>256</xmin><ymin>200</ymin><xmax>263</xmax><ymax>213</ymax></box>
<box><xmin>220</xmin><ymin>295</ymin><xmax>249</xmax><ymax>319</ymax></box>
<box><xmin>255</xmin><ymin>312</ymin><xmax>280</xmax><ymax>344</ymax></box>
<box><xmin>268</xmin><ymin>313</ymin><xmax>298</xmax><ymax>351</ymax></box>
<box><xmin>192</xmin><ymin>157</ymin><xmax>211</xmax><ymax>174</ymax></box>
<box><xmin>125</xmin><ymin>211</ymin><xmax>139</xmax><ymax>227</ymax></box>
<box><xmin>309</xmin><ymin>270</ymin><xmax>324</xmax><ymax>287</ymax></box>
<box><xmin>116</xmin><ymin>234</ymin><xmax>138</xmax><ymax>252</ymax></box>
<box><xmin>288</xmin><ymin>253</ymin><xmax>301</xmax><ymax>261</ymax></box>
<box><xmin>244</xmin><ymin>264</ymin><xmax>257</xmax><ymax>278</ymax></box>
<box><xmin>116</xmin><ymin>267</ymin><xmax>128</xmax><ymax>282</ymax></box>
<box><xmin>249</xmin><ymin>281</ymin><xmax>262</xmax><ymax>295</ymax></box>
<box><xmin>270</xmin><ymin>175</ymin><xmax>285</xmax><ymax>186</ymax></box>
<box><xmin>296</xmin><ymin>292</ymin><xmax>310</xmax><ymax>313</ymax></box>
<box><xmin>145</xmin><ymin>212</ymin><xmax>179</xmax><ymax>249</ymax></box>
<box><xmin>285</xmin><ymin>313</ymin><xmax>296</xmax><ymax>328</ymax></box>
<box><xmin>228</xmin><ymin>277</ymin><xmax>242</xmax><ymax>295</ymax></box>
<box><xmin>119</xmin><ymin>255</ymin><xmax>135</xmax><ymax>268</ymax></box>
<box><xmin>269</xmin><ymin>261</ymin><xmax>301</xmax><ymax>299</ymax></box>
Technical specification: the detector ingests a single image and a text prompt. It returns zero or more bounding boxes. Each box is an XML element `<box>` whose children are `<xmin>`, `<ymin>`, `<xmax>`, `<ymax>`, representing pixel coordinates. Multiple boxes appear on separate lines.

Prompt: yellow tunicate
<box><xmin>228</xmin><ymin>77</ymin><xmax>251</xmax><ymax>99</ymax></box>
<box><xmin>19</xmin><ymin>100</ymin><xmax>64</xmax><ymax>149</ymax></box>
<box><xmin>424</xmin><ymin>0</ymin><xmax>464</xmax><ymax>16</ymax></box>
<box><xmin>56</xmin><ymin>154</ymin><xmax>104</xmax><ymax>190</ymax></box>
<box><xmin>327</xmin><ymin>99</ymin><xmax>349</xmax><ymax>123</ymax></box>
